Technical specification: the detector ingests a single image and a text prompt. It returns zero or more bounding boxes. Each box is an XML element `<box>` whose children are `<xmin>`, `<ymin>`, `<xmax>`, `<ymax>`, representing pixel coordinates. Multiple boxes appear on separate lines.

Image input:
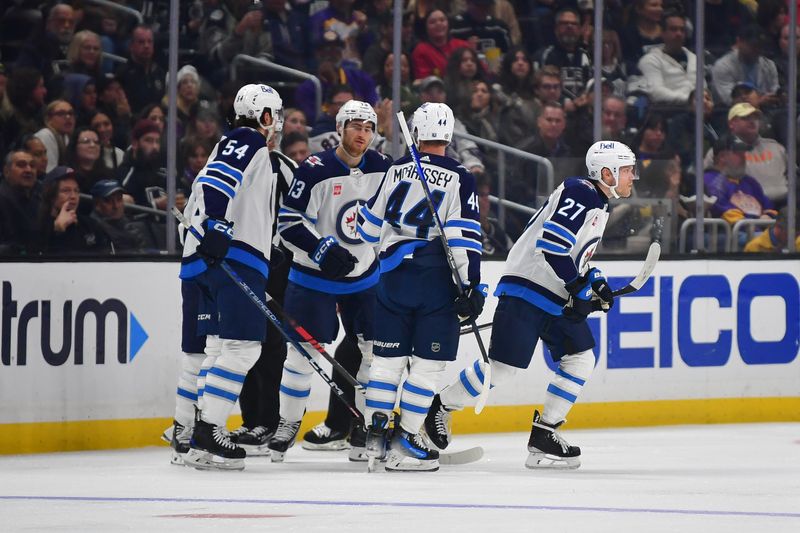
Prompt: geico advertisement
<box><xmin>455</xmin><ymin>259</ymin><xmax>800</xmax><ymax>404</ymax></box>
<box><xmin>1</xmin><ymin>260</ymin><xmax>798</xmax><ymax>424</ymax></box>
<box><xmin>0</xmin><ymin>263</ymin><xmax>181</xmax><ymax>424</ymax></box>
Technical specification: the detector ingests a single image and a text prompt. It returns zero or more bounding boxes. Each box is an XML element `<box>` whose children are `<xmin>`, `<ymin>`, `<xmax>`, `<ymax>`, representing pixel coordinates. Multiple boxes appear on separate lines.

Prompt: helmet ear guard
<box><xmin>585</xmin><ymin>140</ymin><xmax>637</xmax><ymax>198</ymax></box>
<box><xmin>412</xmin><ymin>102</ymin><xmax>454</xmax><ymax>144</ymax></box>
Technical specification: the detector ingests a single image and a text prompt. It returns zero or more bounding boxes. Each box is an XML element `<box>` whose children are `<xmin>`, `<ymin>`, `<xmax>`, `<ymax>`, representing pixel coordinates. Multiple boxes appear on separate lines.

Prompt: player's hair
<box><xmin>280</xmin><ymin>131</ymin><xmax>309</xmax><ymax>153</ymax></box>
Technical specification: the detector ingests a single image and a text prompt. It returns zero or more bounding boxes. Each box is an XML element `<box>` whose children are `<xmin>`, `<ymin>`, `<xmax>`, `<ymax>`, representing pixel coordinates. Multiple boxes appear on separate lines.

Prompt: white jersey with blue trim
<box><xmin>180</xmin><ymin>126</ymin><xmax>277</xmax><ymax>280</ymax></box>
<box><xmin>358</xmin><ymin>153</ymin><xmax>482</xmax><ymax>285</ymax></box>
<box><xmin>277</xmin><ymin>148</ymin><xmax>392</xmax><ymax>294</ymax></box>
<box><xmin>496</xmin><ymin>177</ymin><xmax>609</xmax><ymax>316</ymax></box>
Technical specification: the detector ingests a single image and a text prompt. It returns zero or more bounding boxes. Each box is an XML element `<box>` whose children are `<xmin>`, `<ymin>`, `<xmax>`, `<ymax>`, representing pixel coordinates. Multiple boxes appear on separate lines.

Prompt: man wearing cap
<box><xmin>294</xmin><ymin>30</ymin><xmax>378</xmax><ymax>124</ymax></box>
<box><xmin>704</xmin><ymin>135</ymin><xmax>777</xmax><ymax>247</ymax></box>
<box><xmin>711</xmin><ymin>25</ymin><xmax>780</xmax><ymax>107</ymax></box>
<box><xmin>703</xmin><ymin>102</ymin><xmax>788</xmax><ymax>206</ymax></box>
<box><xmin>89</xmin><ymin>179</ymin><xmax>151</xmax><ymax>252</ymax></box>
<box><xmin>638</xmin><ymin>13</ymin><xmax>697</xmax><ymax>106</ymax></box>
<box><xmin>0</xmin><ymin>150</ymin><xmax>41</xmax><ymax>254</ymax></box>
<box><xmin>118</xmin><ymin>119</ymin><xmax>173</xmax><ymax>209</ymax></box>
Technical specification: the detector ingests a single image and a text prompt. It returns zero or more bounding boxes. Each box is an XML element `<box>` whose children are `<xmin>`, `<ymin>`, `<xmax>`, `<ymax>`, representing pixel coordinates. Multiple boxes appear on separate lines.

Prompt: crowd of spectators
<box><xmin>0</xmin><ymin>0</ymin><xmax>798</xmax><ymax>257</ymax></box>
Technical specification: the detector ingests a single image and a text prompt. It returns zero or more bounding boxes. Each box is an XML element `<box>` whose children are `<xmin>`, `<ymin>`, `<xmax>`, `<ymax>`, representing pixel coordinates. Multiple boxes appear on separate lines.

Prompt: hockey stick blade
<box><xmin>439</xmin><ymin>446</ymin><xmax>484</xmax><ymax>465</ymax></box>
<box><xmin>396</xmin><ymin>111</ymin><xmax>491</xmax><ymax>416</ymax></box>
<box><xmin>611</xmin><ymin>241</ymin><xmax>661</xmax><ymax>297</ymax></box>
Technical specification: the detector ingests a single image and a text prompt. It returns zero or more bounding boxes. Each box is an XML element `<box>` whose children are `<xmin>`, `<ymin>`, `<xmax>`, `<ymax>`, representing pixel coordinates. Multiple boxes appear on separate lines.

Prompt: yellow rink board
<box><xmin>2</xmin><ymin>397</ymin><xmax>799</xmax><ymax>455</ymax></box>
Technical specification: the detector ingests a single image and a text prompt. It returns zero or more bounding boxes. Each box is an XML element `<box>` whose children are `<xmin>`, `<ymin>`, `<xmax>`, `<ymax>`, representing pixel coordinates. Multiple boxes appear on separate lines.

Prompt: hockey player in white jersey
<box><xmin>269</xmin><ymin>100</ymin><xmax>392</xmax><ymax>461</ymax></box>
<box><xmin>423</xmin><ymin>140</ymin><xmax>637</xmax><ymax>470</ymax></box>
<box><xmin>357</xmin><ymin>103</ymin><xmax>485</xmax><ymax>472</ymax></box>
<box><xmin>172</xmin><ymin>84</ymin><xmax>282</xmax><ymax>471</ymax></box>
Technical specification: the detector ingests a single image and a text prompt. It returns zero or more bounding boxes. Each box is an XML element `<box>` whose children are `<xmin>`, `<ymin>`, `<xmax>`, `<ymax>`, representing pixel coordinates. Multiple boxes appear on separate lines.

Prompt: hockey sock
<box><xmin>200</xmin><ymin>339</ymin><xmax>261</xmax><ymax>426</ymax></box>
<box><xmin>278</xmin><ymin>342</ymin><xmax>317</xmax><ymax>422</ymax></box>
<box><xmin>355</xmin><ymin>335</ymin><xmax>373</xmax><ymax>415</ymax></box>
<box><xmin>440</xmin><ymin>358</ymin><xmax>518</xmax><ymax>410</ymax></box>
<box><xmin>542</xmin><ymin>349</ymin><xmax>595</xmax><ymax>425</ymax></box>
<box><xmin>398</xmin><ymin>356</ymin><xmax>446</xmax><ymax>434</ymax></box>
<box><xmin>197</xmin><ymin>335</ymin><xmax>222</xmax><ymax>411</ymax></box>
<box><xmin>365</xmin><ymin>355</ymin><xmax>408</xmax><ymax>424</ymax></box>
<box><xmin>174</xmin><ymin>352</ymin><xmax>205</xmax><ymax>427</ymax></box>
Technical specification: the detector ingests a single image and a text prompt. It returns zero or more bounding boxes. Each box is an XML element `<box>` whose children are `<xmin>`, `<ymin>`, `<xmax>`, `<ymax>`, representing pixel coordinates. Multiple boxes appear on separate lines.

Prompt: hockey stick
<box><xmin>459</xmin><ymin>322</ymin><xmax>492</xmax><ymax>336</ymax></box>
<box><xmin>172</xmin><ymin>208</ymin><xmax>364</xmax><ymax>421</ymax></box>
<box><xmin>610</xmin><ymin>241</ymin><xmax>661</xmax><ymax>297</ymax></box>
<box><xmin>396</xmin><ymin>111</ymin><xmax>491</xmax><ymax>415</ymax></box>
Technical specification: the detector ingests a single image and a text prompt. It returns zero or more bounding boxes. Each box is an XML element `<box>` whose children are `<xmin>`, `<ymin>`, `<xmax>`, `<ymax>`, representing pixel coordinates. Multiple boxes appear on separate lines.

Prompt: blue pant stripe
<box><xmin>368</xmin><ymin>380</ymin><xmax>398</xmax><ymax>392</ymax></box>
<box><xmin>556</xmin><ymin>367</ymin><xmax>586</xmax><ymax>386</ymax></box>
<box><xmin>547</xmin><ymin>383</ymin><xmax>577</xmax><ymax>403</ymax></box>
<box><xmin>284</xmin><ymin>366</ymin><xmax>305</xmax><ymax>376</ymax></box>
<box><xmin>472</xmin><ymin>360</ymin><xmax>485</xmax><ymax>383</ymax></box>
<box><xmin>203</xmin><ymin>384</ymin><xmax>239</xmax><ymax>403</ymax></box>
<box><xmin>208</xmin><ymin>366</ymin><xmax>246</xmax><ymax>383</ymax></box>
<box><xmin>460</xmin><ymin>369</ymin><xmax>479</xmax><ymax>397</ymax></box>
<box><xmin>399</xmin><ymin>401</ymin><xmax>429</xmax><ymax>414</ymax></box>
<box><xmin>279</xmin><ymin>384</ymin><xmax>311</xmax><ymax>398</ymax></box>
<box><xmin>402</xmin><ymin>382</ymin><xmax>433</xmax><ymax>397</ymax></box>
<box><xmin>198</xmin><ymin>368</ymin><xmax>208</xmax><ymax>377</ymax></box>
<box><xmin>366</xmin><ymin>399</ymin><xmax>395</xmax><ymax>410</ymax></box>
<box><xmin>176</xmin><ymin>387</ymin><xmax>198</xmax><ymax>402</ymax></box>
<box><xmin>197</xmin><ymin>387</ymin><xmax>204</xmax><ymax>397</ymax></box>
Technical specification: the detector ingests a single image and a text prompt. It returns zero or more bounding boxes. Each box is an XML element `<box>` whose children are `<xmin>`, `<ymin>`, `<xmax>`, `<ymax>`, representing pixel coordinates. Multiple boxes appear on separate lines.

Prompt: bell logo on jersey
<box><xmin>336</xmin><ymin>200</ymin><xmax>364</xmax><ymax>245</ymax></box>
<box><xmin>333</xmin><ymin>183</ymin><xmax>342</xmax><ymax>196</ymax></box>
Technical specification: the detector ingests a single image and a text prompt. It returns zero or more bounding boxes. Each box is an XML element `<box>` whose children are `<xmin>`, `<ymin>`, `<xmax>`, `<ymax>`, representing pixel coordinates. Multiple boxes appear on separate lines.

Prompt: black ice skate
<box><xmin>423</xmin><ymin>394</ymin><xmax>453</xmax><ymax>450</ymax></box>
<box><xmin>385</xmin><ymin>426</ymin><xmax>440</xmax><ymax>472</ymax></box>
<box><xmin>365</xmin><ymin>412</ymin><xmax>390</xmax><ymax>472</ymax></box>
<box><xmin>525</xmin><ymin>410</ymin><xmax>581</xmax><ymax>470</ymax></box>
<box><xmin>268</xmin><ymin>417</ymin><xmax>301</xmax><ymax>462</ymax></box>
<box><xmin>169</xmin><ymin>420</ymin><xmax>192</xmax><ymax>466</ymax></box>
<box><xmin>301</xmin><ymin>422</ymin><xmax>350</xmax><ymax>451</ymax></box>
<box><xmin>237</xmin><ymin>426</ymin><xmax>273</xmax><ymax>456</ymax></box>
<box><xmin>227</xmin><ymin>426</ymin><xmax>250</xmax><ymax>444</ymax></box>
<box><xmin>348</xmin><ymin>422</ymin><xmax>367</xmax><ymax>462</ymax></box>
<box><xmin>184</xmin><ymin>419</ymin><xmax>246</xmax><ymax>471</ymax></box>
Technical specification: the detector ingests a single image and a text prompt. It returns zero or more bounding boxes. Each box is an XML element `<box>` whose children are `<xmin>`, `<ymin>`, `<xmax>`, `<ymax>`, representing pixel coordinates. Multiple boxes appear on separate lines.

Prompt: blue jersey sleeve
<box><xmin>196</xmin><ymin>128</ymin><xmax>264</xmax><ymax>219</ymax></box>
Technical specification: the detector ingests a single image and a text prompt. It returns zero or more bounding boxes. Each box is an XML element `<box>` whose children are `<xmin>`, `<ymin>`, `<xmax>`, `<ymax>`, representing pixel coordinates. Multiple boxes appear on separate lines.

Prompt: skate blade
<box><xmin>348</xmin><ymin>447</ymin><xmax>368</xmax><ymax>462</ymax></box>
<box><xmin>301</xmin><ymin>439</ymin><xmax>350</xmax><ymax>451</ymax></box>
<box><xmin>239</xmin><ymin>444</ymin><xmax>271</xmax><ymax>457</ymax></box>
<box><xmin>269</xmin><ymin>450</ymin><xmax>286</xmax><ymax>463</ymax></box>
<box><xmin>170</xmin><ymin>450</ymin><xmax>188</xmax><ymax>466</ymax></box>
<box><xmin>160</xmin><ymin>426</ymin><xmax>173</xmax><ymax>444</ymax></box>
<box><xmin>524</xmin><ymin>451</ymin><xmax>580</xmax><ymax>470</ymax></box>
<box><xmin>184</xmin><ymin>449</ymin><xmax>245</xmax><ymax>471</ymax></box>
<box><xmin>384</xmin><ymin>451</ymin><xmax>439</xmax><ymax>472</ymax></box>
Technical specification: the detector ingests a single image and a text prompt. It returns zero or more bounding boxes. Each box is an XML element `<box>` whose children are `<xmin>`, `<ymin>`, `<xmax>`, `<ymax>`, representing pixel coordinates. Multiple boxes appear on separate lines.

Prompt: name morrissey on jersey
<box><xmin>391</xmin><ymin>163</ymin><xmax>456</xmax><ymax>188</ymax></box>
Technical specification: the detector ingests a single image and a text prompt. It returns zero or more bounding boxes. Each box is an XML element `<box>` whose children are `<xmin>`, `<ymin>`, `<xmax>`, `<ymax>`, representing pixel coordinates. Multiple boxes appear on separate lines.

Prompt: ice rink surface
<box><xmin>2</xmin><ymin>423</ymin><xmax>799</xmax><ymax>533</ymax></box>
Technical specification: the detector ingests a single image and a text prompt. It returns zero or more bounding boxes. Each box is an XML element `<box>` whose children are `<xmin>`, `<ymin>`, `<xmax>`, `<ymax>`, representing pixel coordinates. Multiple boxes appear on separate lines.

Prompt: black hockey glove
<box><xmin>313</xmin><ymin>236</ymin><xmax>358</xmax><ymax>280</ymax></box>
<box><xmin>588</xmin><ymin>267</ymin><xmax>614</xmax><ymax>312</ymax></box>
<box><xmin>563</xmin><ymin>274</ymin><xmax>593</xmax><ymax>321</ymax></box>
<box><xmin>197</xmin><ymin>218</ymin><xmax>233</xmax><ymax>267</ymax></box>
<box><xmin>454</xmin><ymin>283</ymin><xmax>488</xmax><ymax>323</ymax></box>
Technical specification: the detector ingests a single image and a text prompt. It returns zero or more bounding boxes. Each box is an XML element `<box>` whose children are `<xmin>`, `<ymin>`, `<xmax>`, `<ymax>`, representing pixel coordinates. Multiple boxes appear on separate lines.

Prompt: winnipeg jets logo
<box><xmin>336</xmin><ymin>199</ymin><xmax>364</xmax><ymax>245</ymax></box>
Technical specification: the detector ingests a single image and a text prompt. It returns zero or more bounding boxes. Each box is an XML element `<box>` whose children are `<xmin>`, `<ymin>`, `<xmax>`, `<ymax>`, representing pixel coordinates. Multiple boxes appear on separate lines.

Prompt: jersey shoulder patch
<box><xmin>562</xmin><ymin>177</ymin><xmax>605</xmax><ymax>209</ymax></box>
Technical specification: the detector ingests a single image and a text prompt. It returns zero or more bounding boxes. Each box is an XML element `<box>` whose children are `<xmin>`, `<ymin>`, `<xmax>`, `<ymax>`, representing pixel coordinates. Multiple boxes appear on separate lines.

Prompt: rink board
<box><xmin>0</xmin><ymin>259</ymin><xmax>798</xmax><ymax>454</ymax></box>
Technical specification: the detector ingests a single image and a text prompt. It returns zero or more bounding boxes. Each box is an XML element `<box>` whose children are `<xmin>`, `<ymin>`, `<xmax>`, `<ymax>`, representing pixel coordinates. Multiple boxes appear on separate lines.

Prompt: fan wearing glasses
<box><xmin>34</xmin><ymin>100</ymin><xmax>75</xmax><ymax>173</ymax></box>
<box><xmin>66</xmin><ymin>126</ymin><xmax>112</xmax><ymax>193</ymax></box>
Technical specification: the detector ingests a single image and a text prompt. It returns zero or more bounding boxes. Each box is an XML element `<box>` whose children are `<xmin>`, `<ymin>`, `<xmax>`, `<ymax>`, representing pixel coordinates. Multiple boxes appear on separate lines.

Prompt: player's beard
<box><xmin>340</xmin><ymin>132</ymin><xmax>371</xmax><ymax>159</ymax></box>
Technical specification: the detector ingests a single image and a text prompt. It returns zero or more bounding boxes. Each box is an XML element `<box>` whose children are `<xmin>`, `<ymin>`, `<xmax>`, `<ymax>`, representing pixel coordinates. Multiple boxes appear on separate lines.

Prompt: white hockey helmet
<box><xmin>585</xmin><ymin>140</ymin><xmax>637</xmax><ymax>197</ymax></box>
<box><xmin>335</xmin><ymin>99</ymin><xmax>378</xmax><ymax>133</ymax></box>
<box><xmin>412</xmin><ymin>102</ymin><xmax>454</xmax><ymax>143</ymax></box>
<box><xmin>233</xmin><ymin>83</ymin><xmax>283</xmax><ymax>133</ymax></box>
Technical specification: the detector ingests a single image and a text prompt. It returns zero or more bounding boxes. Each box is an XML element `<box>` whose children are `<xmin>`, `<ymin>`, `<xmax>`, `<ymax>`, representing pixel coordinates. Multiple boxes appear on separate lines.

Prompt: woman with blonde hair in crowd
<box><xmin>35</xmin><ymin>99</ymin><xmax>76</xmax><ymax>172</ymax></box>
<box><xmin>66</xmin><ymin>30</ymin><xmax>104</xmax><ymax>80</ymax></box>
